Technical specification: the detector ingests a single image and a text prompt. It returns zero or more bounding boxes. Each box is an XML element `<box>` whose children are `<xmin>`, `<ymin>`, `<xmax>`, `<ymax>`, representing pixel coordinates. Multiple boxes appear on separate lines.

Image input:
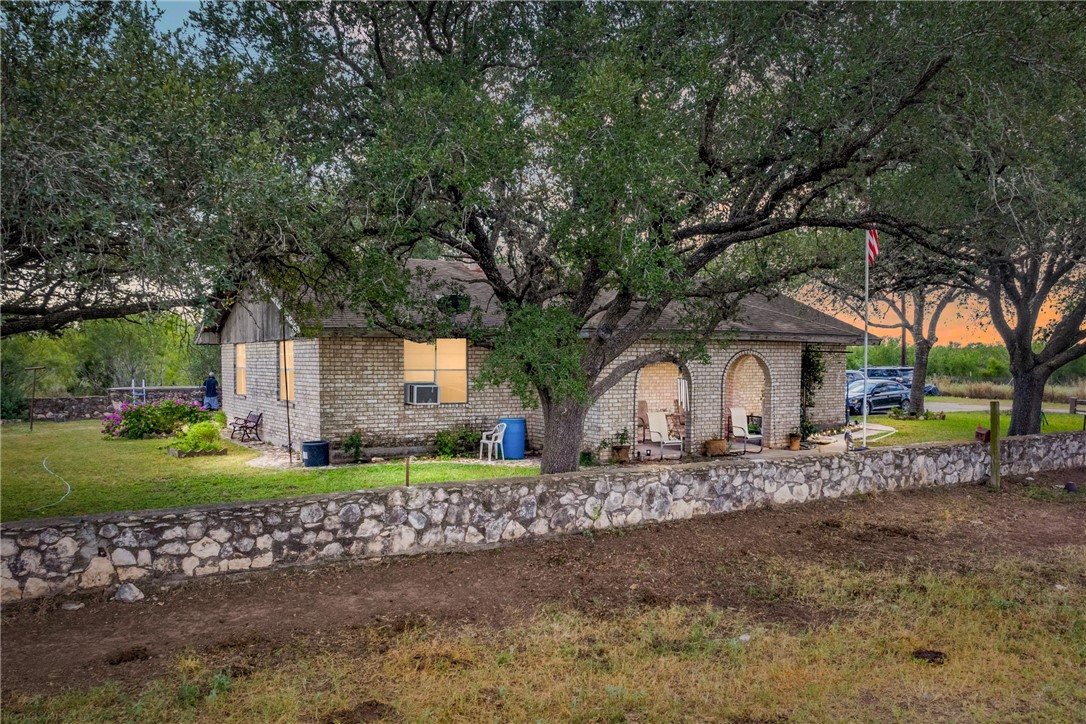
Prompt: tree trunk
<box><xmin>539</xmin><ymin>396</ymin><xmax>591</xmax><ymax>474</ymax></box>
<box><xmin>1008</xmin><ymin>367</ymin><xmax>1049</xmax><ymax>436</ymax></box>
<box><xmin>910</xmin><ymin>339</ymin><xmax>931</xmax><ymax>416</ymax></box>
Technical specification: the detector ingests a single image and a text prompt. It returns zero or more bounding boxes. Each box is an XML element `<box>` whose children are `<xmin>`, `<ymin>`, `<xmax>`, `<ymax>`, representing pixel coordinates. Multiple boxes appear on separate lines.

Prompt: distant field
<box><xmin>929</xmin><ymin>378</ymin><xmax>1085</xmax><ymax>406</ymax></box>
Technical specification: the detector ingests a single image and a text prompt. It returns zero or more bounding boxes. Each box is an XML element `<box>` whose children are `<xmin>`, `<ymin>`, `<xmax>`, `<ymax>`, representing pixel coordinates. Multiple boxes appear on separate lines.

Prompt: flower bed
<box><xmin>101</xmin><ymin>398</ymin><xmax>210</xmax><ymax>440</ymax></box>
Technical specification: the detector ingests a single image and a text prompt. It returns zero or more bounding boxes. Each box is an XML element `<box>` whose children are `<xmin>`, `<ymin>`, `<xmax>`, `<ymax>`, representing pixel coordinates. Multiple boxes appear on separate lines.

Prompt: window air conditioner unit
<box><xmin>404</xmin><ymin>382</ymin><xmax>440</xmax><ymax>405</ymax></box>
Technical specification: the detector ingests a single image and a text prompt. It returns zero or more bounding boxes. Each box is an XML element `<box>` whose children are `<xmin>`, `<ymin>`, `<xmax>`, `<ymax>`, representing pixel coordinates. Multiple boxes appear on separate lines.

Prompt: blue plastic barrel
<box><xmin>302</xmin><ymin>440</ymin><xmax>330</xmax><ymax>467</ymax></box>
<box><xmin>498</xmin><ymin>417</ymin><xmax>526</xmax><ymax>460</ymax></box>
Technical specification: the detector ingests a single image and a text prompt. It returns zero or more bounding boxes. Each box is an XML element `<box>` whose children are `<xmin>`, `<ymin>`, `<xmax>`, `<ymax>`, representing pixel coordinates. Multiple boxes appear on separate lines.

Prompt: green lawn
<box><xmin>0</xmin><ymin>421</ymin><xmax>538</xmax><ymax>522</ymax></box>
<box><xmin>925</xmin><ymin>395</ymin><xmax>1066</xmax><ymax>411</ymax></box>
<box><xmin>869</xmin><ymin>410</ymin><xmax>1084</xmax><ymax>447</ymax></box>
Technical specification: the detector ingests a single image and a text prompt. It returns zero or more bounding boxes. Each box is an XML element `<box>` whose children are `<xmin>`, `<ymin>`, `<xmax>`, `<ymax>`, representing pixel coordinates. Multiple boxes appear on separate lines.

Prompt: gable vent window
<box><xmin>404</xmin><ymin>338</ymin><xmax>467</xmax><ymax>403</ymax></box>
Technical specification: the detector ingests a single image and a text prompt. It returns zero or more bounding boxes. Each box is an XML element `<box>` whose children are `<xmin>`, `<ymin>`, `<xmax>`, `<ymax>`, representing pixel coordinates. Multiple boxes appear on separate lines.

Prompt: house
<box><xmin>198</xmin><ymin>260</ymin><xmax>865</xmax><ymax>456</ymax></box>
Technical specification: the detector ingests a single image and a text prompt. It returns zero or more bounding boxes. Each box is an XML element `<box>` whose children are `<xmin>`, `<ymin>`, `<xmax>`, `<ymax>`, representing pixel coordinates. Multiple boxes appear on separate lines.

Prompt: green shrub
<box><xmin>343</xmin><ymin>430</ymin><xmax>365</xmax><ymax>462</ymax></box>
<box><xmin>102</xmin><ymin>398</ymin><xmax>209</xmax><ymax>439</ymax></box>
<box><xmin>172</xmin><ymin>421</ymin><xmax>225</xmax><ymax>453</ymax></box>
<box><xmin>212</xmin><ymin>409</ymin><xmax>227</xmax><ymax>427</ymax></box>
<box><xmin>580</xmin><ymin>450</ymin><xmax>598</xmax><ymax>467</ymax></box>
<box><xmin>434</xmin><ymin>426</ymin><xmax>483</xmax><ymax>457</ymax></box>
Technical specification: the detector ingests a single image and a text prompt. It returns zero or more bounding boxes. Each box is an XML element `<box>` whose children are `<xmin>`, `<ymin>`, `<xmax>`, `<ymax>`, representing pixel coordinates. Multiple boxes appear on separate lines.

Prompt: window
<box><xmin>278</xmin><ymin>340</ymin><xmax>295</xmax><ymax>401</ymax></box>
<box><xmin>234</xmin><ymin>344</ymin><xmax>247</xmax><ymax>395</ymax></box>
<box><xmin>403</xmin><ymin>338</ymin><xmax>467</xmax><ymax>403</ymax></box>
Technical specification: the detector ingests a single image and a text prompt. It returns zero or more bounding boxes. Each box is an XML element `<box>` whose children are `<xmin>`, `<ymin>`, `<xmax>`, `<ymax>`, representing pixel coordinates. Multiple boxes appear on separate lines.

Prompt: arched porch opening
<box><xmin>632</xmin><ymin>361</ymin><xmax>692</xmax><ymax>460</ymax></box>
<box><xmin>721</xmin><ymin>352</ymin><xmax>772</xmax><ymax>448</ymax></box>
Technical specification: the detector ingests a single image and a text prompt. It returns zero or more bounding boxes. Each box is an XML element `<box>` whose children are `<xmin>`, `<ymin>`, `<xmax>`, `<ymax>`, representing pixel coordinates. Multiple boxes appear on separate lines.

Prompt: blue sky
<box><xmin>154</xmin><ymin>1</ymin><xmax>200</xmax><ymax>33</ymax></box>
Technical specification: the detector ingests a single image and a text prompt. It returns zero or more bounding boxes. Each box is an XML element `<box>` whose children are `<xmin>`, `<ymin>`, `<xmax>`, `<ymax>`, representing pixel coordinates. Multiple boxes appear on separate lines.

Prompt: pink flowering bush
<box><xmin>101</xmin><ymin>398</ymin><xmax>210</xmax><ymax>440</ymax></box>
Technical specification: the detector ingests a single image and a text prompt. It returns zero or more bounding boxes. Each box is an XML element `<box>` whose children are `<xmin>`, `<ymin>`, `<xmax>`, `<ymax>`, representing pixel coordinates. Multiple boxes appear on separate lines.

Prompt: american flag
<box><xmin>866</xmin><ymin>229</ymin><xmax>880</xmax><ymax>264</ymax></box>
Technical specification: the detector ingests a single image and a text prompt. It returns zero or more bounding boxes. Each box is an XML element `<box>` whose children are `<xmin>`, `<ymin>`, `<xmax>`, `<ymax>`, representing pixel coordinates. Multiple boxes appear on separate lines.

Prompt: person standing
<box><xmin>203</xmin><ymin>372</ymin><xmax>219</xmax><ymax>410</ymax></box>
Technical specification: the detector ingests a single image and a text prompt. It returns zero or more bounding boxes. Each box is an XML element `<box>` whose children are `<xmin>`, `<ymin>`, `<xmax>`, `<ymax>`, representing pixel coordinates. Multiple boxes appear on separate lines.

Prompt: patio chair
<box><xmin>728</xmin><ymin>406</ymin><xmax>763</xmax><ymax>454</ymax></box>
<box><xmin>637</xmin><ymin>400</ymin><xmax>650</xmax><ymax>443</ymax></box>
<box><xmin>647</xmin><ymin>411</ymin><xmax>683</xmax><ymax>459</ymax></box>
<box><xmin>230</xmin><ymin>411</ymin><xmax>263</xmax><ymax>442</ymax></box>
<box><xmin>479</xmin><ymin>422</ymin><xmax>507</xmax><ymax>461</ymax></box>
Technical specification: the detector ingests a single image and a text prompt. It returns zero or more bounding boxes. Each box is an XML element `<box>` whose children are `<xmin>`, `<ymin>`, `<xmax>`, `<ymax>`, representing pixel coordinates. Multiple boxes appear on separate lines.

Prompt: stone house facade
<box><xmin>201</xmin><ymin>261</ymin><xmax>863</xmax><ymax>456</ymax></box>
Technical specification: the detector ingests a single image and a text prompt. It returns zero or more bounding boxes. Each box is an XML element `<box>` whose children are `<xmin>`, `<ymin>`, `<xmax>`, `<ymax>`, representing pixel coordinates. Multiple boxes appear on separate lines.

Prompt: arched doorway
<box><xmin>633</xmin><ymin>361</ymin><xmax>692</xmax><ymax>460</ymax></box>
<box><xmin>722</xmin><ymin>352</ymin><xmax>772</xmax><ymax>448</ymax></box>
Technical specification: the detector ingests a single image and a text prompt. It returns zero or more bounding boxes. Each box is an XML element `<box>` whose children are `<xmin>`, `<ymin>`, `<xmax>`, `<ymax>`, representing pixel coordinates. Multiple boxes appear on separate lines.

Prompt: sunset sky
<box><xmin>829</xmin><ymin>298</ymin><xmax>1059</xmax><ymax>347</ymax></box>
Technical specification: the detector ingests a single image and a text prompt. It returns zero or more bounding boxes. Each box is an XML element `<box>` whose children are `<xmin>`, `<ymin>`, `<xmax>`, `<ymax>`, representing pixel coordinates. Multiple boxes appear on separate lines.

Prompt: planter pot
<box><xmin>610</xmin><ymin>445</ymin><xmax>631</xmax><ymax>463</ymax></box>
<box><xmin>167</xmin><ymin>447</ymin><xmax>227</xmax><ymax>459</ymax></box>
<box><xmin>788</xmin><ymin>435</ymin><xmax>802</xmax><ymax>451</ymax></box>
<box><xmin>705</xmin><ymin>438</ymin><xmax>729</xmax><ymax>457</ymax></box>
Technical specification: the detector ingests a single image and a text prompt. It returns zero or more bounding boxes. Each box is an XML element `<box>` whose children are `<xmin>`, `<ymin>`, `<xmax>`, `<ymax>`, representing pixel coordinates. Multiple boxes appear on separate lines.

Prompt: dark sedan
<box><xmin>847</xmin><ymin>380</ymin><xmax>912</xmax><ymax>415</ymax></box>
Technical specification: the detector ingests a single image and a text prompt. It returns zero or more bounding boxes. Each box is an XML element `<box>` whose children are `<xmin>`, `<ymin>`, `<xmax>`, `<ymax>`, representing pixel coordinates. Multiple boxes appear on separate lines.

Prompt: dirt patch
<box><xmin>320</xmin><ymin>700</ymin><xmax>398</xmax><ymax>723</ymax></box>
<box><xmin>105</xmin><ymin>646</ymin><xmax>152</xmax><ymax>666</ymax></box>
<box><xmin>3</xmin><ymin>469</ymin><xmax>1084</xmax><ymax>696</ymax></box>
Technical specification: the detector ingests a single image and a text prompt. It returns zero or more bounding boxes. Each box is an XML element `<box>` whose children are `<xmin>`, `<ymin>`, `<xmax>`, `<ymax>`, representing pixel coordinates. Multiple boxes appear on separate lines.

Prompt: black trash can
<box><xmin>302</xmin><ymin>440</ymin><xmax>330</xmax><ymax>467</ymax></box>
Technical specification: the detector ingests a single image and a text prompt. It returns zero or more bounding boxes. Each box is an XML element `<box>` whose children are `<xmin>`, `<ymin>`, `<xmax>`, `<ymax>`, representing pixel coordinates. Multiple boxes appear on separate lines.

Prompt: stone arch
<box><xmin>720</xmin><ymin>350</ymin><xmax>773</xmax><ymax>447</ymax></box>
<box><xmin>632</xmin><ymin>358</ymin><xmax>694</xmax><ymax>458</ymax></box>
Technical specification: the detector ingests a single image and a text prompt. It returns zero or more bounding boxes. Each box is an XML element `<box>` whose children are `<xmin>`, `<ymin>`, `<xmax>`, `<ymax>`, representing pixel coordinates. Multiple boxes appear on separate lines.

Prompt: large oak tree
<box><xmin>196</xmin><ymin>2</ymin><xmax>998</xmax><ymax>473</ymax></box>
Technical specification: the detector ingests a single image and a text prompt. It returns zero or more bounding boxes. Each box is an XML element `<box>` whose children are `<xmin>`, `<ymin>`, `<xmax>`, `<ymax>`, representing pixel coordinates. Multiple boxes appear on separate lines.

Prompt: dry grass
<box><xmin>930</xmin><ymin>376</ymin><xmax>1086</xmax><ymax>406</ymax></box>
<box><xmin>7</xmin><ymin>548</ymin><xmax>1084</xmax><ymax>722</ymax></box>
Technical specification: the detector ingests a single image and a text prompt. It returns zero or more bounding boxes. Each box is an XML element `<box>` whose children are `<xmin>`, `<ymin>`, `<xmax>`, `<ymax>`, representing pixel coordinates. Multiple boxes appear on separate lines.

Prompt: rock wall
<box><xmin>27</xmin><ymin>388</ymin><xmax>205</xmax><ymax>423</ymax></box>
<box><xmin>3</xmin><ymin>431</ymin><xmax>1083</xmax><ymax>603</ymax></box>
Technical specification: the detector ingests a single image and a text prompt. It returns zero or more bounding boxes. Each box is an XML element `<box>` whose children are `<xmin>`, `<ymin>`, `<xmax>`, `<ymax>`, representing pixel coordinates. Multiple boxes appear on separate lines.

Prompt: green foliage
<box><xmin>0</xmin><ymin>313</ymin><xmax>219</xmax><ymax>404</ymax></box>
<box><xmin>434</xmin><ymin>427</ymin><xmax>483</xmax><ymax>458</ymax></box>
<box><xmin>102</xmin><ymin>399</ymin><xmax>209</xmax><ymax>440</ymax></box>
<box><xmin>798</xmin><ymin>346</ymin><xmax>827</xmax><ymax>441</ymax></box>
<box><xmin>172</xmin><ymin>421</ymin><xmax>226</xmax><ymax>454</ymax></box>
<box><xmin>579</xmin><ymin>451</ymin><xmax>599</xmax><ymax>468</ymax></box>
<box><xmin>342</xmin><ymin>430</ymin><xmax>365</xmax><ymax>463</ymax></box>
<box><xmin>212</xmin><ymin>410</ymin><xmax>227</xmax><ymax>427</ymax></box>
<box><xmin>477</xmin><ymin>305</ymin><xmax>590</xmax><ymax>407</ymax></box>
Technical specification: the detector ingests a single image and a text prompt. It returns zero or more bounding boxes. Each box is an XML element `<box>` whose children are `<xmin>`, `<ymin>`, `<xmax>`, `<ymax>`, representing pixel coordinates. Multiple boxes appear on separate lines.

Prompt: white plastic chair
<box><xmin>479</xmin><ymin>422</ymin><xmax>507</xmax><ymax>461</ymax></box>
<box><xmin>729</xmin><ymin>406</ymin><xmax>764</xmax><ymax>454</ymax></box>
<box><xmin>647</xmin><ymin>412</ymin><xmax>683</xmax><ymax>459</ymax></box>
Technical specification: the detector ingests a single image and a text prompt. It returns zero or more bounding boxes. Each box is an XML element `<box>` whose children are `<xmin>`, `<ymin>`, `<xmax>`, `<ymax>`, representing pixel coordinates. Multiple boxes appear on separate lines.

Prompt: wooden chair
<box><xmin>647</xmin><ymin>411</ymin><xmax>683</xmax><ymax>459</ymax></box>
<box><xmin>230</xmin><ymin>411</ymin><xmax>263</xmax><ymax>442</ymax></box>
<box><xmin>728</xmin><ymin>406</ymin><xmax>763</xmax><ymax>454</ymax></box>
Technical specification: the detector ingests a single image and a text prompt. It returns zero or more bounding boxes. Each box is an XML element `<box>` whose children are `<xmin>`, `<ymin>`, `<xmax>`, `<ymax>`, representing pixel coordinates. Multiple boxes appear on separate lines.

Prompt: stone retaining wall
<box><xmin>2</xmin><ymin>432</ymin><xmax>1083</xmax><ymax>603</ymax></box>
<box><xmin>28</xmin><ymin>388</ymin><xmax>205</xmax><ymax>423</ymax></box>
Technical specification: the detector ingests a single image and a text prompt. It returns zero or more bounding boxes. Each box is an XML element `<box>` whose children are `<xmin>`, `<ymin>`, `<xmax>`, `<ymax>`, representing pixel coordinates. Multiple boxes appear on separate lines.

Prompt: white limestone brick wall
<box><xmin>807</xmin><ymin>345</ymin><xmax>848</xmax><ymax>428</ymax></box>
<box><xmin>585</xmin><ymin>340</ymin><xmax>805</xmax><ymax>455</ymax></box>
<box><xmin>316</xmin><ymin>337</ymin><xmax>540</xmax><ymax>449</ymax></box>
<box><xmin>220</xmin><ymin>341</ymin><xmax>322</xmax><ymax>450</ymax></box>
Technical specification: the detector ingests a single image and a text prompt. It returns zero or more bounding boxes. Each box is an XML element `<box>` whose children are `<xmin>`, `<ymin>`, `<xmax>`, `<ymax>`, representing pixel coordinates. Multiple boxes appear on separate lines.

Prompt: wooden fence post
<box><xmin>989</xmin><ymin>400</ymin><xmax>1000</xmax><ymax>490</ymax></box>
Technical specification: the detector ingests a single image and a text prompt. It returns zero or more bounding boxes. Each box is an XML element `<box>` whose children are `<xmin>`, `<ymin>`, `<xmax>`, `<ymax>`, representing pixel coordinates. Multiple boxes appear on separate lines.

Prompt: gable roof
<box><xmin>205</xmin><ymin>259</ymin><xmax>868</xmax><ymax>345</ymax></box>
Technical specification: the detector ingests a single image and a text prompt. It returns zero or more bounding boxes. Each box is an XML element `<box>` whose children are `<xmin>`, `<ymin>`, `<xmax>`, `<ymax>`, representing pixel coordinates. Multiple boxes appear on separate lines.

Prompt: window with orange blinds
<box><xmin>234</xmin><ymin>344</ymin><xmax>247</xmax><ymax>395</ymax></box>
<box><xmin>278</xmin><ymin>340</ymin><xmax>295</xmax><ymax>401</ymax></box>
<box><xmin>403</xmin><ymin>338</ymin><xmax>467</xmax><ymax>403</ymax></box>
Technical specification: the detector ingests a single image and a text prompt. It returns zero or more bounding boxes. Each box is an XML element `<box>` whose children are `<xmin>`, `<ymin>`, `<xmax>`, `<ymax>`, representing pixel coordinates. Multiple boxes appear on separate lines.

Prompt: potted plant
<box><xmin>788</xmin><ymin>427</ymin><xmax>803</xmax><ymax>451</ymax></box>
<box><xmin>610</xmin><ymin>428</ymin><xmax>632</xmax><ymax>463</ymax></box>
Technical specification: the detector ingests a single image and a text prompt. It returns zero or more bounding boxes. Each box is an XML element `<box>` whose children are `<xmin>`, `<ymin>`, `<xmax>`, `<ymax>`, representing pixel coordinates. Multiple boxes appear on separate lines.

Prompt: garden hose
<box><xmin>29</xmin><ymin>457</ymin><xmax>73</xmax><ymax>513</ymax></box>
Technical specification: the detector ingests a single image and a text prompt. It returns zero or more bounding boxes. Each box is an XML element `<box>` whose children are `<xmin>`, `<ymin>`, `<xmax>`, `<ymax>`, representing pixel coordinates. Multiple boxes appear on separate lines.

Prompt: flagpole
<box><xmin>862</xmin><ymin>232</ymin><xmax>870</xmax><ymax>449</ymax></box>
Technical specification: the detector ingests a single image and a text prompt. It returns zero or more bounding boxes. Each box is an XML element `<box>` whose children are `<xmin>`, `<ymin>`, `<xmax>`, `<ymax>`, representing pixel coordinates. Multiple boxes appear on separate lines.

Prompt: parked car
<box><xmin>865</xmin><ymin>366</ymin><xmax>909</xmax><ymax>384</ymax></box>
<box><xmin>845</xmin><ymin>369</ymin><xmax>866</xmax><ymax>385</ymax></box>
<box><xmin>851</xmin><ymin>366</ymin><xmax>940</xmax><ymax>397</ymax></box>
<box><xmin>846</xmin><ymin>379</ymin><xmax>912</xmax><ymax>415</ymax></box>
